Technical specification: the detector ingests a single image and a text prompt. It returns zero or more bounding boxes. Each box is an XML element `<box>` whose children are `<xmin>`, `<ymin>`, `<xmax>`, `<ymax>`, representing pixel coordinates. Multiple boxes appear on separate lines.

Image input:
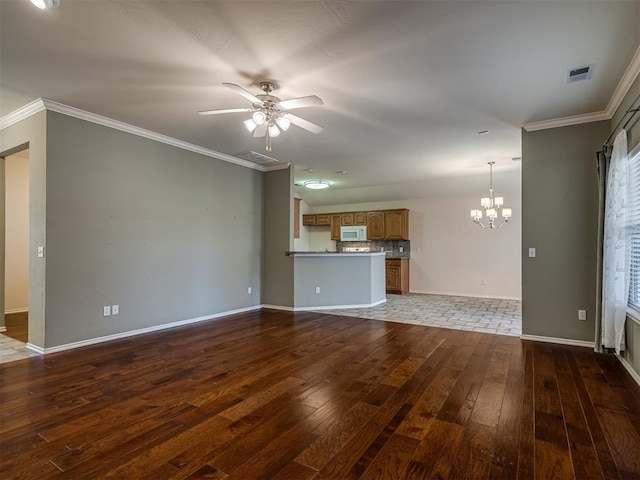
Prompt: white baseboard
<box><xmin>4</xmin><ymin>308</ymin><xmax>28</xmax><ymax>314</ymax></box>
<box><xmin>520</xmin><ymin>334</ymin><xmax>595</xmax><ymax>348</ymax></box>
<box><xmin>32</xmin><ymin>305</ymin><xmax>261</xmax><ymax>355</ymax></box>
<box><xmin>0</xmin><ymin>326</ymin><xmax>6</xmax><ymax>332</ymax></box>
<box><xmin>262</xmin><ymin>299</ymin><xmax>386</xmax><ymax>312</ymax></box>
<box><xmin>410</xmin><ymin>290</ymin><xmax>521</xmax><ymax>301</ymax></box>
<box><xmin>26</xmin><ymin>343</ymin><xmax>44</xmax><ymax>354</ymax></box>
<box><xmin>615</xmin><ymin>353</ymin><xmax>640</xmax><ymax>388</ymax></box>
<box><xmin>261</xmin><ymin>304</ymin><xmax>295</xmax><ymax>311</ymax></box>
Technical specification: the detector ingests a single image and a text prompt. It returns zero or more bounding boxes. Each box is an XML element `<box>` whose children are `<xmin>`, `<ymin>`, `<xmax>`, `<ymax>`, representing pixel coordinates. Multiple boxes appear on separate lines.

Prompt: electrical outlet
<box><xmin>578</xmin><ymin>309</ymin><xmax>587</xmax><ymax>321</ymax></box>
<box><xmin>103</xmin><ymin>306</ymin><xmax>111</xmax><ymax>317</ymax></box>
<box><xmin>112</xmin><ymin>305</ymin><xmax>119</xmax><ymax>315</ymax></box>
<box><xmin>247</xmin><ymin>286</ymin><xmax>252</xmax><ymax>294</ymax></box>
<box><xmin>315</xmin><ymin>286</ymin><xmax>320</xmax><ymax>294</ymax></box>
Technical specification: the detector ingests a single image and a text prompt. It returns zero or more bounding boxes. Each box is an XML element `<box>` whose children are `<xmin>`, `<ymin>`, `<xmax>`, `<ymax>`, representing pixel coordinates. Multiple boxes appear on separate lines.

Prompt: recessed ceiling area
<box><xmin>1</xmin><ymin>0</ymin><xmax>639</xmax><ymax>205</ymax></box>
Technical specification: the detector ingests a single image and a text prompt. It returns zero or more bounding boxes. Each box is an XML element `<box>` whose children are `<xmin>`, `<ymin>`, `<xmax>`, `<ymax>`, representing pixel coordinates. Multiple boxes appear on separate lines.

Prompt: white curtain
<box><xmin>602</xmin><ymin>129</ymin><xmax>629</xmax><ymax>354</ymax></box>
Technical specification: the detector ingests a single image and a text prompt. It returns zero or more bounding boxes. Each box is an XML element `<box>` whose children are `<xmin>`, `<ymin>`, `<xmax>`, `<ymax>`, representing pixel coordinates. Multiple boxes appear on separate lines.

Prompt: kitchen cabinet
<box><xmin>385</xmin><ymin>259</ymin><xmax>409</xmax><ymax>294</ymax></box>
<box><xmin>316</xmin><ymin>214</ymin><xmax>331</xmax><ymax>226</ymax></box>
<box><xmin>341</xmin><ymin>212</ymin><xmax>354</xmax><ymax>226</ymax></box>
<box><xmin>330</xmin><ymin>214</ymin><xmax>342</xmax><ymax>240</ymax></box>
<box><xmin>294</xmin><ymin>198</ymin><xmax>301</xmax><ymax>238</ymax></box>
<box><xmin>303</xmin><ymin>214</ymin><xmax>331</xmax><ymax>226</ymax></box>
<box><xmin>367</xmin><ymin>212</ymin><xmax>385</xmax><ymax>240</ymax></box>
<box><xmin>384</xmin><ymin>209</ymin><xmax>409</xmax><ymax>240</ymax></box>
<box><xmin>305</xmin><ymin>209</ymin><xmax>409</xmax><ymax>240</ymax></box>
<box><xmin>354</xmin><ymin>212</ymin><xmax>367</xmax><ymax>225</ymax></box>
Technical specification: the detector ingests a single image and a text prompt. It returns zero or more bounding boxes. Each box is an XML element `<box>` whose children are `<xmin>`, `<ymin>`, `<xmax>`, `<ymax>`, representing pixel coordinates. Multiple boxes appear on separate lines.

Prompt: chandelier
<box><xmin>470</xmin><ymin>161</ymin><xmax>512</xmax><ymax>229</ymax></box>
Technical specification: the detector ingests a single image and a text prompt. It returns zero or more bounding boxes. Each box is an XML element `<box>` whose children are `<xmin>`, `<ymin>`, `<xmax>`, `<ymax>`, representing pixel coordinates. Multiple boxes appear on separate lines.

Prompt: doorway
<box><xmin>3</xmin><ymin>148</ymin><xmax>29</xmax><ymax>344</ymax></box>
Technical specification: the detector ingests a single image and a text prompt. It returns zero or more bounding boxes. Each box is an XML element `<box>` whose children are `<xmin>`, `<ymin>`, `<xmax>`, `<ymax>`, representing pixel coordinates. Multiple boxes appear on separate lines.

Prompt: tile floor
<box><xmin>316</xmin><ymin>293</ymin><xmax>522</xmax><ymax>336</ymax></box>
<box><xmin>0</xmin><ymin>293</ymin><xmax>522</xmax><ymax>365</ymax></box>
<box><xmin>0</xmin><ymin>333</ymin><xmax>39</xmax><ymax>364</ymax></box>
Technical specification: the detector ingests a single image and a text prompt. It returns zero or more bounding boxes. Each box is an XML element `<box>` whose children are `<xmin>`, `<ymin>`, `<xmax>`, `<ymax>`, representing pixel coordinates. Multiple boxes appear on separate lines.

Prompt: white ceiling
<box><xmin>1</xmin><ymin>0</ymin><xmax>639</xmax><ymax>205</ymax></box>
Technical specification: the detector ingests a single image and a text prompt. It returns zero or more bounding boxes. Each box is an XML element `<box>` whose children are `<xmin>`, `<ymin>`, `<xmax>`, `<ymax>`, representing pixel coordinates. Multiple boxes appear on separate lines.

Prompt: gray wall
<box><xmin>0</xmin><ymin>112</ymin><xmax>47</xmax><ymax>346</ymax></box>
<box><xmin>42</xmin><ymin>112</ymin><xmax>263</xmax><ymax>347</ymax></box>
<box><xmin>522</xmin><ymin>120</ymin><xmax>610</xmax><ymax>341</ymax></box>
<box><xmin>617</xmin><ymin>73</ymin><xmax>640</xmax><ymax>378</ymax></box>
<box><xmin>262</xmin><ymin>167</ymin><xmax>294</xmax><ymax>307</ymax></box>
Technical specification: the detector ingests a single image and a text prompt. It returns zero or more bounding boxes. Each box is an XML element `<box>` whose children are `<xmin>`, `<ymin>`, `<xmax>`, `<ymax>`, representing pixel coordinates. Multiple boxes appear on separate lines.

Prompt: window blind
<box><xmin>628</xmin><ymin>148</ymin><xmax>640</xmax><ymax>310</ymax></box>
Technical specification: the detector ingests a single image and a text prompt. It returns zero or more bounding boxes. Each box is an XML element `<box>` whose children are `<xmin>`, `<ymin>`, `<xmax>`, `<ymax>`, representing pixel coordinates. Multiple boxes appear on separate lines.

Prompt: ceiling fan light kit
<box><xmin>30</xmin><ymin>0</ymin><xmax>59</xmax><ymax>9</ymax></box>
<box><xmin>471</xmin><ymin>162</ymin><xmax>512</xmax><ymax>229</ymax></box>
<box><xmin>199</xmin><ymin>81</ymin><xmax>323</xmax><ymax>152</ymax></box>
<box><xmin>304</xmin><ymin>180</ymin><xmax>331</xmax><ymax>190</ymax></box>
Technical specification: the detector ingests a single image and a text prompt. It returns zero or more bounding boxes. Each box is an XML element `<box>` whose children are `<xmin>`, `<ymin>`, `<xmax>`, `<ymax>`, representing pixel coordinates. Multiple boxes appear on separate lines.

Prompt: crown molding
<box><xmin>522</xmin><ymin>110</ymin><xmax>610</xmax><ymax>132</ymax></box>
<box><xmin>263</xmin><ymin>162</ymin><xmax>291</xmax><ymax>172</ymax></box>
<box><xmin>523</xmin><ymin>44</ymin><xmax>640</xmax><ymax>132</ymax></box>
<box><xmin>606</xmin><ymin>44</ymin><xmax>640</xmax><ymax>118</ymax></box>
<box><xmin>0</xmin><ymin>98</ymin><xmax>46</xmax><ymax>130</ymax></box>
<box><xmin>0</xmin><ymin>98</ymin><xmax>290</xmax><ymax>173</ymax></box>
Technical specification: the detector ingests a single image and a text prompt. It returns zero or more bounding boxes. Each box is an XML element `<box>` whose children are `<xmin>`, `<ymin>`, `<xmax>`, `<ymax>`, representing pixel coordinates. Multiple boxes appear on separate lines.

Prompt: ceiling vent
<box><xmin>566</xmin><ymin>64</ymin><xmax>594</xmax><ymax>83</ymax></box>
<box><xmin>234</xmin><ymin>151</ymin><xmax>279</xmax><ymax>165</ymax></box>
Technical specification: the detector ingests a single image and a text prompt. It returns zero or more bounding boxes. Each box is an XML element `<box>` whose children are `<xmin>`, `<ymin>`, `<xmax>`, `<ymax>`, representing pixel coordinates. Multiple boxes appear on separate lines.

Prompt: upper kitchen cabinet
<box><xmin>330</xmin><ymin>214</ymin><xmax>342</xmax><ymax>240</ymax></box>
<box><xmin>302</xmin><ymin>214</ymin><xmax>331</xmax><ymax>226</ymax></box>
<box><xmin>384</xmin><ymin>209</ymin><xmax>409</xmax><ymax>240</ymax></box>
<box><xmin>354</xmin><ymin>212</ymin><xmax>367</xmax><ymax>225</ymax></box>
<box><xmin>305</xmin><ymin>208</ymin><xmax>409</xmax><ymax>241</ymax></box>
<box><xmin>367</xmin><ymin>212</ymin><xmax>385</xmax><ymax>240</ymax></box>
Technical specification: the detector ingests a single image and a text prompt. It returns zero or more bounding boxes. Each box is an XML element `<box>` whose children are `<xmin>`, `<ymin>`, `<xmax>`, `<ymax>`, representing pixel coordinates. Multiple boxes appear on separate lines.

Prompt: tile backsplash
<box><xmin>337</xmin><ymin>240</ymin><xmax>410</xmax><ymax>258</ymax></box>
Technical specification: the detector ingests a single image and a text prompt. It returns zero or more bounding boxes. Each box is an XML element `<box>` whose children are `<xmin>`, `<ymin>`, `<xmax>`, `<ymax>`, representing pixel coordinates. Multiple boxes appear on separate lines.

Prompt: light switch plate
<box><xmin>528</xmin><ymin>247</ymin><xmax>536</xmax><ymax>258</ymax></box>
<box><xmin>103</xmin><ymin>306</ymin><xmax>111</xmax><ymax>317</ymax></box>
<box><xmin>112</xmin><ymin>305</ymin><xmax>119</xmax><ymax>315</ymax></box>
<box><xmin>37</xmin><ymin>246</ymin><xmax>44</xmax><ymax>258</ymax></box>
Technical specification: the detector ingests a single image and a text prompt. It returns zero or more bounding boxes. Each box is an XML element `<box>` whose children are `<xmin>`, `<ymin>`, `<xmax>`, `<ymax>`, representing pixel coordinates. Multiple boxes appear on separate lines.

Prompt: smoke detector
<box><xmin>566</xmin><ymin>64</ymin><xmax>594</xmax><ymax>83</ymax></box>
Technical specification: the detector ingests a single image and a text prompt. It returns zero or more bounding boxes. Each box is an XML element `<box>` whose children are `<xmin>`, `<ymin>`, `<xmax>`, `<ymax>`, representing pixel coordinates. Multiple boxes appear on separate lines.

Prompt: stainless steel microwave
<box><xmin>340</xmin><ymin>225</ymin><xmax>367</xmax><ymax>241</ymax></box>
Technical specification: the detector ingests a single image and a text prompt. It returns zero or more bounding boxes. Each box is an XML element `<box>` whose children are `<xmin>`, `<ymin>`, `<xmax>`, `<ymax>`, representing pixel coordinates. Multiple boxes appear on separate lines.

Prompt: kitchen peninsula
<box><xmin>287</xmin><ymin>251</ymin><xmax>386</xmax><ymax>310</ymax></box>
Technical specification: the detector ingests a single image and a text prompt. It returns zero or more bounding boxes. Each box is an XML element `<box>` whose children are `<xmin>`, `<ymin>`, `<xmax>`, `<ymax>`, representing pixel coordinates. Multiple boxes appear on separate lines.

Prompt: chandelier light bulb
<box><xmin>502</xmin><ymin>208</ymin><xmax>512</xmax><ymax>219</ymax></box>
<box><xmin>486</xmin><ymin>208</ymin><xmax>497</xmax><ymax>219</ymax></box>
<box><xmin>276</xmin><ymin>117</ymin><xmax>291</xmax><ymax>131</ymax></box>
<box><xmin>268</xmin><ymin>124</ymin><xmax>280</xmax><ymax>137</ymax></box>
<box><xmin>494</xmin><ymin>197</ymin><xmax>504</xmax><ymax>207</ymax></box>
<box><xmin>480</xmin><ymin>197</ymin><xmax>491</xmax><ymax>208</ymax></box>
<box><xmin>252</xmin><ymin>111</ymin><xmax>266</xmax><ymax>125</ymax></box>
<box><xmin>243</xmin><ymin>119</ymin><xmax>257</xmax><ymax>133</ymax></box>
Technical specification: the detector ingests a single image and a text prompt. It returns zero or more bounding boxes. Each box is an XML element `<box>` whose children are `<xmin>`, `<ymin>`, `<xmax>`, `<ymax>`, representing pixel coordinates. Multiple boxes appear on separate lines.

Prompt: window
<box><xmin>628</xmin><ymin>146</ymin><xmax>640</xmax><ymax>313</ymax></box>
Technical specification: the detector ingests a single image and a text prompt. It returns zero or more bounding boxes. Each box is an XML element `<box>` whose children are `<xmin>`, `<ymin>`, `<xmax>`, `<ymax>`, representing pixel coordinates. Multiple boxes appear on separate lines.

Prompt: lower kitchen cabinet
<box><xmin>385</xmin><ymin>258</ymin><xmax>409</xmax><ymax>294</ymax></box>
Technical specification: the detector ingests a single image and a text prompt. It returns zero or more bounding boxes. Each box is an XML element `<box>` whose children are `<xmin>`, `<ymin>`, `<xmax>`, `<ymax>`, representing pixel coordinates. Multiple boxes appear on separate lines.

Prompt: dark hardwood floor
<box><xmin>1</xmin><ymin>309</ymin><xmax>640</xmax><ymax>479</ymax></box>
<box><xmin>2</xmin><ymin>311</ymin><xmax>28</xmax><ymax>343</ymax></box>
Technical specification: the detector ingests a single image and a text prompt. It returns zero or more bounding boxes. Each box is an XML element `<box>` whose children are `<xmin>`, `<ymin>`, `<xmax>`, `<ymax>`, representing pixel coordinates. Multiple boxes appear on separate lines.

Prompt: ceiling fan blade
<box><xmin>253</xmin><ymin>122</ymin><xmax>268</xmax><ymax>138</ymax></box>
<box><xmin>278</xmin><ymin>95</ymin><xmax>324</xmax><ymax>110</ymax></box>
<box><xmin>198</xmin><ymin>108</ymin><xmax>252</xmax><ymax>115</ymax></box>
<box><xmin>223</xmin><ymin>82</ymin><xmax>263</xmax><ymax>105</ymax></box>
<box><xmin>284</xmin><ymin>114</ymin><xmax>323</xmax><ymax>134</ymax></box>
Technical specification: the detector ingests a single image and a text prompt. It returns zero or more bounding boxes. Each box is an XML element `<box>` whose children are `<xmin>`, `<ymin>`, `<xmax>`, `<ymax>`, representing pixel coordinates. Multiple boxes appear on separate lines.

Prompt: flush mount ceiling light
<box><xmin>199</xmin><ymin>81</ymin><xmax>323</xmax><ymax>153</ymax></box>
<box><xmin>304</xmin><ymin>180</ymin><xmax>330</xmax><ymax>190</ymax></box>
<box><xmin>470</xmin><ymin>162</ymin><xmax>512</xmax><ymax>229</ymax></box>
<box><xmin>30</xmin><ymin>0</ymin><xmax>59</xmax><ymax>9</ymax></box>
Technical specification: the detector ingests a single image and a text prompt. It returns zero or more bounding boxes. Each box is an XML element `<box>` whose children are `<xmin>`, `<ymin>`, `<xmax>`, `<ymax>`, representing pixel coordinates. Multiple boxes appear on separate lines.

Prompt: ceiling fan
<box><xmin>199</xmin><ymin>82</ymin><xmax>324</xmax><ymax>152</ymax></box>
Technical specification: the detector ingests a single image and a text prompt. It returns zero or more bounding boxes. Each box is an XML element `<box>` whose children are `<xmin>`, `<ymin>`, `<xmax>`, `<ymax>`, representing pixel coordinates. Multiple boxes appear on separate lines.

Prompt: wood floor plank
<box><xmin>2</xmin><ymin>310</ymin><xmax>640</xmax><ymax>479</ymax></box>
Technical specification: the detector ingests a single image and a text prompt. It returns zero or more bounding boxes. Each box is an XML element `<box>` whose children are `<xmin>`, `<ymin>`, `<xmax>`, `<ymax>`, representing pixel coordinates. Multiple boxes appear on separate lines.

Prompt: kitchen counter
<box><xmin>287</xmin><ymin>251</ymin><xmax>408</xmax><ymax>259</ymax></box>
<box><xmin>288</xmin><ymin>252</ymin><xmax>386</xmax><ymax>310</ymax></box>
<box><xmin>287</xmin><ymin>251</ymin><xmax>386</xmax><ymax>257</ymax></box>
